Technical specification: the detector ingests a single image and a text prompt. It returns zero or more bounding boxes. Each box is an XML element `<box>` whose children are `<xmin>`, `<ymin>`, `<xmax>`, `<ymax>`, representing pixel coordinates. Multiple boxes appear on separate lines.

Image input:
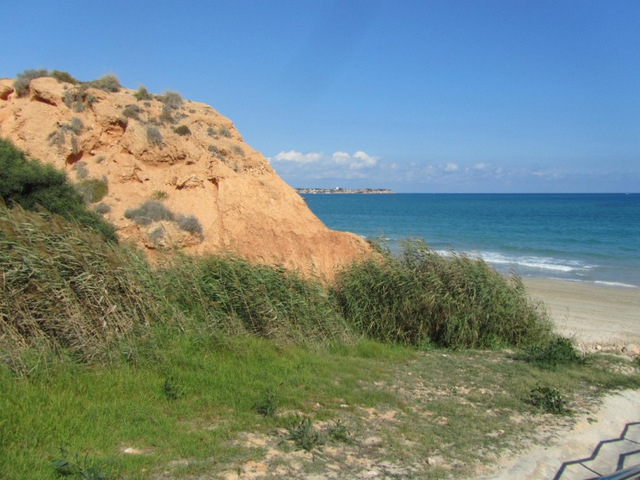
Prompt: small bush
<box><xmin>94</xmin><ymin>203</ymin><xmax>111</xmax><ymax>214</ymax></box>
<box><xmin>527</xmin><ymin>385</ymin><xmax>570</xmax><ymax>415</ymax></box>
<box><xmin>50</xmin><ymin>70</ymin><xmax>79</xmax><ymax>84</ymax></box>
<box><xmin>519</xmin><ymin>337</ymin><xmax>585</xmax><ymax>369</ymax></box>
<box><xmin>122</xmin><ymin>104</ymin><xmax>142</xmax><ymax>120</ymax></box>
<box><xmin>14</xmin><ymin>69</ymin><xmax>49</xmax><ymax>97</ymax></box>
<box><xmin>125</xmin><ymin>201</ymin><xmax>174</xmax><ymax>225</ymax></box>
<box><xmin>146</xmin><ymin>126</ymin><xmax>163</xmax><ymax>149</ymax></box>
<box><xmin>254</xmin><ymin>390</ymin><xmax>279</xmax><ymax>417</ymax></box>
<box><xmin>73</xmin><ymin>161</ymin><xmax>89</xmax><ymax>179</ymax></box>
<box><xmin>207</xmin><ymin>127</ymin><xmax>217</xmax><ymax>137</ymax></box>
<box><xmin>177</xmin><ymin>214</ymin><xmax>203</xmax><ymax>237</ymax></box>
<box><xmin>232</xmin><ymin>145</ymin><xmax>245</xmax><ymax>156</ymax></box>
<box><xmin>95</xmin><ymin>155</ymin><xmax>105</xmax><ymax>164</ymax></box>
<box><xmin>218</xmin><ymin>126</ymin><xmax>232</xmax><ymax>138</ymax></box>
<box><xmin>285</xmin><ymin>416</ymin><xmax>324</xmax><ymax>454</ymax></box>
<box><xmin>134</xmin><ymin>85</ymin><xmax>152</xmax><ymax>101</ymax></box>
<box><xmin>75</xmin><ymin>178</ymin><xmax>109</xmax><ymax>204</ymax></box>
<box><xmin>68</xmin><ymin>117</ymin><xmax>84</xmax><ymax>135</ymax></box>
<box><xmin>173</xmin><ymin>125</ymin><xmax>191</xmax><ymax>136</ymax></box>
<box><xmin>159</xmin><ymin>105</ymin><xmax>174</xmax><ymax>124</ymax></box>
<box><xmin>159</xmin><ymin>91</ymin><xmax>183</xmax><ymax>109</ymax></box>
<box><xmin>89</xmin><ymin>74</ymin><xmax>121</xmax><ymax>92</ymax></box>
<box><xmin>152</xmin><ymin>190</ymin><xmax>168</xmax><ymax>200</ymax></box>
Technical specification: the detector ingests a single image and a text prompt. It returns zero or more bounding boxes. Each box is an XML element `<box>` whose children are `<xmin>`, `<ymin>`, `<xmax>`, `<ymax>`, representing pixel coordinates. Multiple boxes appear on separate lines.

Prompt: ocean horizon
<box><xmin>302</xmin><ymin>193</ymin><xmax>640</xmax><ymax>289</ymax></box>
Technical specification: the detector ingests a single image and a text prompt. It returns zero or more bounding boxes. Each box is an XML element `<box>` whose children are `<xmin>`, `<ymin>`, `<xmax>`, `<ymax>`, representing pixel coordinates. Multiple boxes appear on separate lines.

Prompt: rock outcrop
<box><xmin>0</xmin><ymin>75</ymin><xmax>371</xmax><ymax>279</ymax></box>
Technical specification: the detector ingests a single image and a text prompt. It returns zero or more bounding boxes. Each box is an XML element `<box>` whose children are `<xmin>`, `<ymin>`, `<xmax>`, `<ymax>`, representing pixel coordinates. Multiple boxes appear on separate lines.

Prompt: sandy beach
<box><xmin>524</xmin><ymin>279</ymin><xmax>640</xmax><ymax>350</ymax></box>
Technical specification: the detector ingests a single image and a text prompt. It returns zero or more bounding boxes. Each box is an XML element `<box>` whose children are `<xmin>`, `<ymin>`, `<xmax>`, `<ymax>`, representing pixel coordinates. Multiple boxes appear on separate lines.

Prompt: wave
<box><xmin>436</xmin><ymin>249</ymin><xmax>595</xmax><ymax>274</ymax></box>
<box><xmin>593</xmin><ymin>280</ymin><xmax>639</xmax><ymax>289</ymax></box>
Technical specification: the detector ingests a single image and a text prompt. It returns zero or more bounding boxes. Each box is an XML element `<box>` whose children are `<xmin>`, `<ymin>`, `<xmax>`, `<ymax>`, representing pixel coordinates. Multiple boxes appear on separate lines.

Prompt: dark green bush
<box><xmin>218</xmin><ymin>126</ymin><xmax>232</xmax><ymax>138</ymax></box>
<box><xmin>75</xmin><ymin>178</ymin><xmax>109</xmax><ymax>204</ymax></box>
<box><xmin>134</xmin><ymin>85</ymin><xmax>152</xmax><ymax>101</ymax></box>
<box><xmin>50</xmin><ymin>70</ymin><xmax>79</xmax><ymax>84</ymax></box>
<box><xmin>159</xmin><ymin>106</ymin><xmax>174</xmax><ymax>124</ymax></box>
<box><xmin>13</xmin><ymin>69</ymin><xmax>48</xmax><ymax>97</ymax></box>
<box><xmin>0</xmin><ymin>139</ymin><xmax>117</xmax><ymax>242</ymax></box>
<box><xmin>173</xmin><ymin>125</ymin><xmax>191</xmax><ymax>136</ymax></box>
<box><xmin>519</xmin><ymin>336</ymin><xmax>585</xmax><ymax>369</ymax></box>
<box><xmin>527</xmin><ymin>385</ymin><xmax>570</xmax><ymax>415</ymax></box>
<box><xmin>122</xmin><ymin>104</ymin><xmax>142</xmax><ymax>120</ymax></box>
<box><xmin>333</xmin><ymin>239</ymin><xmax>553</xmax><ymax>349</ymax></box>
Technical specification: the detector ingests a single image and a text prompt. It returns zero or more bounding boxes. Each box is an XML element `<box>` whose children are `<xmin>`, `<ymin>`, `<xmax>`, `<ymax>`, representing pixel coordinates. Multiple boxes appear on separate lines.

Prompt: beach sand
<box><xmin>524</xmin><ymin>279</ymin><xmax>640</xmax><ymax>350</ymax></box>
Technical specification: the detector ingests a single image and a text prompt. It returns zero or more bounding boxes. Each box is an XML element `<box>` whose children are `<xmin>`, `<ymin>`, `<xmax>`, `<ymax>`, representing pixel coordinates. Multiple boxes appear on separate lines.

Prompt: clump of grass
<box><xmin>94</xmin><ymin>203</ymin><xmax>111</xmax><ymax>215</ymax></box>
<box><xmin>218</xmin><ymin>126</ymin><xmax>232</xmax><ymax>138</ymax></box>
<box><xmin>146</xmin><ymin>126</ymin><xmax>163</xmax><ymax>149</ymax></box>
<box><xmin>284</xmin><ymin>416</ymin><xmax>324</xmax><ymax>454</ymax></box>
<box><xmin>75</xmin><ymin>178</ymin><xmax>109</xmax><ymax>204</ymax></box>
<box><xmin>174</xmin><ymin>125</ymin><xmax>191</xmax><ymax>136</ymax></box>
<box><xmin>72</xmin><ymin>161</ymin><xmax>89</xmax><ymax>179</ymax></box>
<box><xmin>53</xmin><ymin>449</ymin><xmax>111</xmax><ymax>479</ymax></box>
<box><xmin>327</xmin><ymin>419</ymin><xmax>355</xmax><ymax>445</ymax></box>
<box><xmin>232</xmin><ymin>145</ymin><xmax>245</xmax><ymax>156</ymax></box>
<box><xmin>88</xmin><ymin>74</ymin><xmax>121</xmax><ymax>92</ymax></box>
<box><xmin>159</xmin><ymin>91</ymin><xmax>183</xmax><ymax>109</ymax></box>
<box><xmin>254</xmin><ymin>390</ymin><xmax>279</xmax><ymax>417</ymax></box>
<box><xmin>163</xmin><ymin>377</ymin><xmax>185</xmax><ymax>400</ymax></box>
<box><xmin>177</xmin><ymin>214</ymin><xmax>203</xmax><ymax>237</ymax></box>
<box><xmin>334</xmin><ymin>239</ymin><xmax>553</xmax><ymax>349</ymax></box>
<box><xmin>13</xmin><ymin>69</ymin><xmax>49</xmax><ymax>97</ymax></box>
<box><xmin>50</xmin><ymin>70</ymin><xmax>79</xmax><ymax>85</ymax></box>
<box><xmin>152</xmin><ymin>190</ymin><xmax>168</xmax><ymax>200</ymax></box>
<box><xmin>125</xmin><ymin>201</ymin><xmax>174</xmax><ymax>225</ymax></box>
<box><xmin>527</xmin><ymin>385</ymin><xmax>571</xmax><ymax>415</ymax></box>
<box><xmin>159</xmin><ymin>106</ymin><xmax>174</xmax><ymax>124</ymax></box>
<box><xmin>519</xmin><ymin>336</ymin><xmax>585</xmax><ymax>369</ymax></box>
<box><xmin>122</xmin><ymin>104</ymin><xmax>142</xmax><ymax>120</ymax></box>
<box><xmin>134</xmin><ymin>85</ymin><xmax>152</xmax><ymax>101</ymax></box>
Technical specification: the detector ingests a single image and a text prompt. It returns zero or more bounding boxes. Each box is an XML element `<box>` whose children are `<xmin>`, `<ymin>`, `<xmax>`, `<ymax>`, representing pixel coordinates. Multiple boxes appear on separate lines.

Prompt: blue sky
<box><xmin>3</xmin><ymin>0</ymin><xmax>639</xmax><ymax>192</ymax></box>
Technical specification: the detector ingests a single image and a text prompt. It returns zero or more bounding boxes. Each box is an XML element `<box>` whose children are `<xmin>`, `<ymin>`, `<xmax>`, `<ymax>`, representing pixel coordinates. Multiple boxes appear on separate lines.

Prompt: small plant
<box><xmin>152</xmin><ymin>190</ymin><xmax>168</xmax><ymax>200</ymax></box>
<box><xmin>208</xmin><ymin>145</ymin><xmax>222</xmax><ymax>158</ymax></box>
<box><xmin>125</xmin><ymin>200</ymin><xmax>174</xmax><ymax>225</ymax></box>
<box><xmin>89</xmin><ymin>74</ymin><xmax>121</xmax><ymax>92</ymax></box>
<box><xmin>50</xmin><ymin>70</ymin><xmax>79</xmax><ymax>84</ymax></box>
<box><xmin>207</xmin><ymin>127</ymin><xmax>217</xmax><ymax>137</ymax></box>
<box><xmin>527</xmin><ymin>385</ymin><xmax>570</xmax><ymax>415</ymax></box>
<box><xmin>218</xmin><ymin>126</ymin><xmax>232</xmax><ymax>138</ymax></box>
<box><xmin>285</xmin><ymin>416</ymin><xmax>323</xmax><ymax>454</ymax></box>
<box><xmin>13</xmin><ymin>68</ymin><xmax>48</xmax><ymax>97</ymax></box>
<box><xmin>177</xmin><ymin>214</ymin><xmax>203</xmax><ymax>237</ymax></box>
<box><xmin>134</xmin><ymin>85</ymin><xmax>152</xmax><ymax>101</ymax></box>
<box><xmin>68</xmin><ymin>117</ymin><xmax>84</xmax><ymax>135</ymax></box>
<box><xmin>159</xmin><ymin>90</ymin><xmax>183</xmax><ymax>109</ymax></box>
<box><xmin>93</xmin><ymin>203</ymin><xmax>111</xmax><ymax>214</ymax></box>
<box><xmin>122</xmin><ymin>104</ymin><xmax>142</xmax><ymax>120</ymax></box>
<box><xmin>75</xmin><ymin>178</ymin><xmax>109</xmax><ymax>204</ymax></box>
<box><xmin>159</xmin><ymin>105</ymin><xmax>174</xmax><ymax>124</ymax></box>
<box><xmin>173</xmin><ymin>125</ymin><xmax>191</xmax><ymax>136</ymax></box>
<box><xmin>146</xmin><ymin>126</ymin><xmax>163</xmax><ymax>149</ymax></box>
<box><xmin>94</xmin><ymin>155</ymin><xmax>105</xmax><ymax>164</ymax></box>
<box><xmin>327</xmin><ymin>419</ymin><xmax>355</xmax><ymax>445</ymax></box>
<box><xmin>163</xmin><ymin>377</ymin><xmax>185</xmax><ymax>400</ymax></box>
<box><xmin>254</xmin><ymin>390</ymin><xmax>279</xmax><ymax>417</ymax></box>
<box><xmin>53</xmin><ymin>448</ymin><xmax>109</xmax><ymax>480</ymax></box>
<box><xmin>520</xmin><ymin>337</ymin><xmax>585</xmax><ymax>369</ymax></box>
<box><xmin>232</xmin><ymin>145</ymin><xmax>245</xmax><ymax>156</ymax></box>
<box><xmin>73</xmin><ymin>161</ymin><xmax>89</xmax><ymax>180</ymax></box>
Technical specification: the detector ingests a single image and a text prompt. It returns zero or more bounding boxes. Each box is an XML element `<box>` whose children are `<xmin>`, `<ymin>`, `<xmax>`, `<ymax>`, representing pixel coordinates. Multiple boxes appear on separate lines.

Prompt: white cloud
<box><xmin>474</xmin><ymin>163</ymin><xmax>487</xmax><ymax>170</ymax></box>
<box><xmin>444</xmin><ymin>162</ymin><xmax>459</xmax><ymax>172</ymax></box>
<box><xmin>332</xmin><ymin>151</ymin><xmax>351</xmax><ymax>164</ymax></box>
<box><xmin>270</xmin><ymin>150</ymin><xmax>322</xmax><ymax>164</ymax></box>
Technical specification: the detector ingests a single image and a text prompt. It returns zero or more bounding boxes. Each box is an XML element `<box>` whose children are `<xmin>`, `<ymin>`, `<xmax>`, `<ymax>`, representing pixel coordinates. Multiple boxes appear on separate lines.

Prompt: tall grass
<box><xmin>333</xmin><ymin>239</ymin><xmax>554</xmax><ymax>348</ymax></box>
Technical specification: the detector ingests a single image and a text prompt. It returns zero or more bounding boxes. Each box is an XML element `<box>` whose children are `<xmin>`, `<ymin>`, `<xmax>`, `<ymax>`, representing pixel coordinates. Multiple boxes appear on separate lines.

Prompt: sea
<box><xmin>301</xmin><ymin>193</ymin><xmax>640</xmax><ymax>289</ymax></box>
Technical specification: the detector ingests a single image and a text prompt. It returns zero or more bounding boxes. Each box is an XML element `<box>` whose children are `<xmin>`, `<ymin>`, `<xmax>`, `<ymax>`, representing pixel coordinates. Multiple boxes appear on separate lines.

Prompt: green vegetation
<box><xmin>13</xmin><ymin>68</ymin><xmax>49</xmax><ymax>96</ymax></box>
<box><xmin>1</xmin><ymin>142</ymin><xmax>638</xmax><ymax>478</ymax></box>
<box><xmin>173</xmin><ymin>125</ymin><xmax>191</xmax><ymax>136</ymax></box>
<box><xmin>0</xmin><ymin>139</ymin><xmax>116</xmax><ymax>242</ymax></box>
<box><xmin>88</xmin><ymin>74</ymin><xmax>121</xmax><ymax>93</ymax></box>
<box><xmin>122</xmin><ymin>104</ymin><xmax>143</xmax><ymax>120</ymax></box>
<box><xmin>159</xmin><ymin>90</ymin><xmax>183</xmax><ymax>109</ymax></box>
<box><xmin>134</xmin><ymin>85</ymin><xmax>152</xmax><ymax>101</ymax></box>
<box><xmin>146</xmin><ymin>126</ymin><xmax>163</xmax><ymax>149</ymax></box>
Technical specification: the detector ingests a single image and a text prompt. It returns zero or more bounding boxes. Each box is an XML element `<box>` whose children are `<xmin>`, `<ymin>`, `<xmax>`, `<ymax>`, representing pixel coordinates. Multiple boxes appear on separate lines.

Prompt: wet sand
<box><xmin>524</xmin><ymin>279</ymin><xmax>640</xmax><ymax>349</ymax></box>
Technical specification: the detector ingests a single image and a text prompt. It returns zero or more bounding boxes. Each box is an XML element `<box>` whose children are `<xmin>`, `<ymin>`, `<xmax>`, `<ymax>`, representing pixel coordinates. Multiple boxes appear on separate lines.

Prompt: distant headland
<box><xmin>296</xmin><ymin>187</ymin><xmax>393</xmax><ymax>194</ymax></box>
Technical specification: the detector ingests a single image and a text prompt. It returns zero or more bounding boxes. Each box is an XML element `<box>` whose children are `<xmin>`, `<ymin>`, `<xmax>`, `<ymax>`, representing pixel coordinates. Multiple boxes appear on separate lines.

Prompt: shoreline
<box><xmin>523</xmin><ymin>278</ymin><xmax>640</xmax><ymax>350</ymax></box>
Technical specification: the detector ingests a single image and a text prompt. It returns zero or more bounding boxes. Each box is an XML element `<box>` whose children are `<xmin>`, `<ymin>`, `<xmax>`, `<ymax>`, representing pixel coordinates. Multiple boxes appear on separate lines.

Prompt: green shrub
<box><xmin>146</xmin><ymin>126</ymin><xmax>163</xmax><ymax>149</ymax></box>
<box><xmin>177</xmin><ymin>214</ymin><xmax>202</xmax><ymax>237</ymax></box>
<box><xmin>232</xmin><ymin>145</ymin><xmax>244</xmax><ymax>156</ymax></box>
<box><xmin>75</xmin><ymin>178</ymin><xmax>109</xmax><ymax>204</ymax></box>
<box><xmin>13</xmin><ymin>69</ymin><xmax>48</xmax><ymax>97</ymax></box>
<box><xmin>73</xmin><ymin>161</ymin><xmax>89</xmax><ymax>179</ymax></box>
<box><xmin>0</xmin><ymin>139</ymin><xmax>117</xmax><ymax>242</ymax></box>
<box><xmin>159</xmin><ymin>105</ymin><xmax>174</xmax><ymax>124</ymax></box>
<box><xmin>333</xmin><ymin>239</ymin><xmax>553</xmax><ymax>349</ymax></box>
<box><xmin>68</xmin><ymin>117</ymin><xmax>84</xmax><ymax>135</ymax></box>
<box><xmin>152</xmin><ymin>190</ymin><xmax>168</xmax><ymax>200</ymax></box>
<box><xmin>122</xmin><ymin>104</ymin><xmax>142</xmax><ymax>120</ymax></box>
<box><xmin>173</xmin><ymin>125</ymin><xmax>191</xmax><ymax>136</ymax></box>
<box><xmin>50</xmin><ymin>70</ymin><xmax>79</xmax><ymax>84</ymax></box>
<box><xmin>134</xmin><ymin>85</ymin><xmax>152</xmax><ymax>101</ymax></box>
<box><xmin>519</xmin><ymin>336</ymin><xmax>585</xmax><ymax>369</ymax></box>
<box><xmin>218</xmin><ymin>126</ymin><xmax>232</xmax><ymax>138</ymax></box>
<box><xmin>94</xmin><ymin>203</ymin><xmax>111</xmax><ymax>214</ymax></box>
<box><xmin>125</xmin><ymin>201</ymin><xmax>174</xmax><ymax>225</ymax></box>
<box><xmin>527</xmin><ymin>385</ymin><xmax>570</xmax><ymax>415</ymax></box>
<box><xmin>159</xmin><ymin>91</ymin><xmax>183</xmax><ymax>109</ymax></box>
<box><xmin>88</xmin><ymin>74</ymin><xmax>121</xmax><ymax>92</ymax></box>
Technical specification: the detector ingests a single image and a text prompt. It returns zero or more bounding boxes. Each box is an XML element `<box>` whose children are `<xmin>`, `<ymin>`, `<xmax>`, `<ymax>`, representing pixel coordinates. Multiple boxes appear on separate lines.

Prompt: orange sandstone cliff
<box><xmin>0</xmin><ymin>75</ymin><xmax>371</xmax><ymax>278</ymax></box>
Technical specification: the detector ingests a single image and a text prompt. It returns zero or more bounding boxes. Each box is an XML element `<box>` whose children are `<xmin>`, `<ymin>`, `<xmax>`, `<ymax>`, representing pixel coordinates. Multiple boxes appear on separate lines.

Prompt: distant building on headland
<box><xmin>296</xmin><ymin>187</ymin><xmax>393</xmax><ymax>194</ymax></box>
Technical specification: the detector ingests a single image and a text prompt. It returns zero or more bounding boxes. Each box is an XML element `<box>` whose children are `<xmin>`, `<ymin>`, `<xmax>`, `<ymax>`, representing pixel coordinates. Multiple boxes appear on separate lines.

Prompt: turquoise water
<box><xmin>302</xmin><ymin>193</ymin><xmax>640</xmax><ymax>289</ymax></box>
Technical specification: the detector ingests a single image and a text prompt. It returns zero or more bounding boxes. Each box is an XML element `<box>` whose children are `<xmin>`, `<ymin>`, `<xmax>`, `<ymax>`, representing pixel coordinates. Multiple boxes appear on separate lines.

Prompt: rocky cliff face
<box><xmin>0</xmin><ymin>75</ymin><xmax>371</xmax><ymax>278</ymax></box>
